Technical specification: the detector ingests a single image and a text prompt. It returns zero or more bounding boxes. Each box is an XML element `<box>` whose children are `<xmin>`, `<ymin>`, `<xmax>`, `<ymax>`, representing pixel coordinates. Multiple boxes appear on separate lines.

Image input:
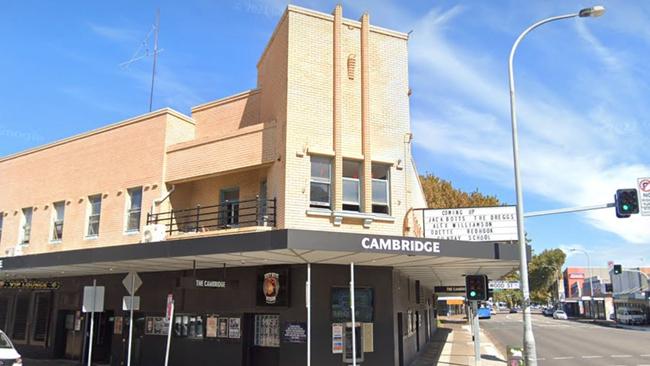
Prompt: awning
<box><xmin>0</xmin><ymin>229</ymin><xmax>525</xmax><ymax>288</ymax></box>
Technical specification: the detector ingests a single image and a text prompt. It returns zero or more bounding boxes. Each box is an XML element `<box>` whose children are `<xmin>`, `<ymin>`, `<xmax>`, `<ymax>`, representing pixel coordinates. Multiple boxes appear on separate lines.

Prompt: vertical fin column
<box><xmin>333</xmin><ymin>5</ymin><xmax>343</xmax><ymax>212</ymax></box>
<box><xmin>360</xmin><ymin>13</ymin><xmax>372</xmax><ymax>213</ymax></box>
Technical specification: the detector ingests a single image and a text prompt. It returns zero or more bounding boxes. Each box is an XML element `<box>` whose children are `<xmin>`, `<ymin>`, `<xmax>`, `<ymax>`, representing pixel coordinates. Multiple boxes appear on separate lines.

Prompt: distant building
<box><xmin>562</xmin><ymin>267</ymin><xmax>612</xmax><ymax>318</ymax></box>
<box><xmin>610</xmin><ymin>267</ymin><xmax>650</xmax><ymax>325</ymax></box>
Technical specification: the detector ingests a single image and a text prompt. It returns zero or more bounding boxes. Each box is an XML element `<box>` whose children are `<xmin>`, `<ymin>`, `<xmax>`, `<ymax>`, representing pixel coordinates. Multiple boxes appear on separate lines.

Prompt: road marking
<box><xmin>581</xmin><ymin>355</ymin><xmax>603</xmax><ymax>359</ymax></box>
<box><xmin>641</xmin><ymin>354</ymin><xmax>650</xmax><ymax>357</ymax></box>
<box><xmin>553</xmin><ymin>356</ymin><xmax>574</xmax><ymax>360</ymax></box>
<box><xmin>611</xmin><ymin>355</ymin><xmax>633</xmax><ymax>358</ymax></box>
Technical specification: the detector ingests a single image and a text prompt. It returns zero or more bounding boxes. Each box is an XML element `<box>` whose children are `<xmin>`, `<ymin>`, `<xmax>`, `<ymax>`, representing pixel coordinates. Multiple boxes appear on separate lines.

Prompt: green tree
<box><xmin>420</xmin><ymin>173</ymin><xmax>501</xmax><ymax>208</ymax></box>
<box><xmin>528</xmin><ymin>249</ymin><xmax>566</xmax><ymax>303</ymax></box>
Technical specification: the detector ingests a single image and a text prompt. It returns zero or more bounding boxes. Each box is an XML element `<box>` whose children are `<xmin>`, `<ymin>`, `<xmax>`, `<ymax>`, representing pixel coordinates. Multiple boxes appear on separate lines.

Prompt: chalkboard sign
<box><xmin>343</xmin><ymin>323</ymin><xmax>364</xmax><ymax>363</ymax></box>
<box><xmin>331</xmin><ymin>287</ymin><xmax>374</xmax><ymax>323</ymax></box>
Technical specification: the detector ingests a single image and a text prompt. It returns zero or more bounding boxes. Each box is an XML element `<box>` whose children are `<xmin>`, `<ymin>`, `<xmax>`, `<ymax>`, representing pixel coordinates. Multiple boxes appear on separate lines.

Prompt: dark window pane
<box><xmin>129</xmin><ymin>188</ymin><xmax>143</xmax><ymax>210</ymax></box>
<box><xmin>0</xmin><ymin>297</ymin><xmax>8</xmax><ymax>330</ymax></box>
<box><xmin>33</xmin><ymin>293</ymin><xmax>51</xmax><ymax>342</ymax></box>
<box><xmin>310</xmin><ymin>182</ymin><xmax>330</xmax><ymax>207</ymax></box>
<box><xmin>371</xmin><ymin>164</ymin><xmax>389</xmax><ymax>180</ymax></box>
<box><xmin>372</xmin><ymin>205</ymin><xmax>389</xmax><ymax>214</ymax></box>
<box><xmin>127</xmin><ymin>210</ymin><xmax>141</xmax><ymax>231</ymax></box>
<box><xmin>343</xmin><ymin>160</ymin><xmax>360</xmax><ymax>179</ymax></box>
<box><xmin>310</xmin><ymin>157</ymin><xmax>331</xmax><ymax>180</ymax></box>
<box><xmin>13</xmin><ymin>294</ymin><xmax>30</xmax><ymax>341</ymax></box>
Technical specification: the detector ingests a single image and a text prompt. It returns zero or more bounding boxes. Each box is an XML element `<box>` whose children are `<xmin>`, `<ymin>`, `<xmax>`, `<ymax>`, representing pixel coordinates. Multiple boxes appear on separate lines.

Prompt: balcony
<box><xmin>147</xmin><ymin>197</ymin><xmax>276</xmax><ymax>236</ymax></box>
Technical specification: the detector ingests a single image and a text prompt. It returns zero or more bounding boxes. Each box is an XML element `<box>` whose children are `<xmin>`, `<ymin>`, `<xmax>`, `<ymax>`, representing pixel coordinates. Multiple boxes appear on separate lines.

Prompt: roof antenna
<box><xmin>120</xmin><ymin>9</ymin><xmax>162</xmax><ymax>112</ymax></box>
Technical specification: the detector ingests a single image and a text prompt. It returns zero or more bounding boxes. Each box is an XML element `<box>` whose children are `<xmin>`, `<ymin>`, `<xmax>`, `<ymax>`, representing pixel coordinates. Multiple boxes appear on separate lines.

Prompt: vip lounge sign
<box><xmin>422</xmin><ymin>206</ymin><xmax>518</xmax><ymax>242</ymax></box>
<box><xmin>0</xmin><ymin>279</ymin><xmax>61</xmax><ymax>290</ymax></box>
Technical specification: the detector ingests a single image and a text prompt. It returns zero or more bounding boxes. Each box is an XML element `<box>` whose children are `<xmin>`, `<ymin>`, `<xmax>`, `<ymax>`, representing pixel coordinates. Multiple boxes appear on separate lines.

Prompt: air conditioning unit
<box><xmin>142</xmin><ymin>224</ymin><xmax>167</xmax><ymax>243</ymax></box>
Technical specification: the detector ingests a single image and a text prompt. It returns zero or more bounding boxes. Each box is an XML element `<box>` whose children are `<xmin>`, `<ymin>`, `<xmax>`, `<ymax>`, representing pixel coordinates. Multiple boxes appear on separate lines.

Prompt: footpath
<box><xmin>411</xmin><ymin>316</ymin><xmax>506</xmax><ymax>366</ymax></box>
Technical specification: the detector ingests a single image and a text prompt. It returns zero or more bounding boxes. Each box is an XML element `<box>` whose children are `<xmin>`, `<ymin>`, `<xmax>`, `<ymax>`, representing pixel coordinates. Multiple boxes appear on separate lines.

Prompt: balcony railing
<box><xmin>147</xmin><ymin>197</ymin><xmax>276</xmax><ymax>236</ymax></box>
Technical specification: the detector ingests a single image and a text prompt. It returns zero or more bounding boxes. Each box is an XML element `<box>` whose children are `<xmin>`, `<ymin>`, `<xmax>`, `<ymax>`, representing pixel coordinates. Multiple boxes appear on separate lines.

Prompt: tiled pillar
<box><xmin>332</xmin><ymin>4</ymin><xmax>343</xmax><ymax>212</ymax></box>
<box><xmin>360</xmin><ymin>12</ymin><xmax>372</xmax><ymax>213</ymax></box>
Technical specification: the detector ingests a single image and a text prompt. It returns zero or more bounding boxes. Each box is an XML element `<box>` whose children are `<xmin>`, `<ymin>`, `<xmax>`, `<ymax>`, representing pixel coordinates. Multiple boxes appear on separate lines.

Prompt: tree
<box><xmin>420</xmin><ymin>173</ymin><xmax>501</xmax><ymax>208</ymax></box>
<box><xmin>528</xmin><ymin>249</ymin><xmax>566</xmax><ymax>303</ymax></box>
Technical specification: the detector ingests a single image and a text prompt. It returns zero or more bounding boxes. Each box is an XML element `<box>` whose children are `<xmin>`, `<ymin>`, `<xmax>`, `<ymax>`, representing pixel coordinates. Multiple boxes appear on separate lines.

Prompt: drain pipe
<box><xmin>150</xmin><ymin>184</ymin><xmax>176</xmax><ymax>215</ymax></box>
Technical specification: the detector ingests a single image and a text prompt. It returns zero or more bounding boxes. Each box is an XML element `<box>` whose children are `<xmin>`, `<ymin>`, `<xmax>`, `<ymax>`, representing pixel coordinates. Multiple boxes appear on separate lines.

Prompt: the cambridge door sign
<box><xmin>361</xmin><ymin>237</ymin><xmax>440</xmax><ymax>254</ymax></box>
<box><xmin>422</xmin><ymin>206</ymin><xmax>518</xmax><ymax>242</ymax></box>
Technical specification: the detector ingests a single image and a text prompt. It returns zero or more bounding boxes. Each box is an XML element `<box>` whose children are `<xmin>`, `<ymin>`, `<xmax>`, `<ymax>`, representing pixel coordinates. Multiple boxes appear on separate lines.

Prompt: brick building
<box><xmin>0</xmin><ymin>5</ymin><xmax>521</xmax><ymax>366</ymax></box>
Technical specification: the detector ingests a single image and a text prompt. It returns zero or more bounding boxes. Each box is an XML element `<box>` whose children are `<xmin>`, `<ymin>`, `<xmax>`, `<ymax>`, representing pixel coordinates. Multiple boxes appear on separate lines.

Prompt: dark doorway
<box><xmin>415</xmin><ymin>311</ymin><xmax>420</xmax><ymax>352</ymax></box>
<box><xmin>397</xmin><ymin>312</ymin><xmax>404</xmax><ymax>366</ymax></box>
<box><xmin>220</xmin><ymin>188</ymin><xmax>240</xmax><ymax>227</ymax></box>
<box><xmin>54</xmin><ymin>310</ymin><xmax>82</xmax><ymax>360</ymax></box>
<box><xmin>244</xmin><ymin>313</ymin><xmax>279</xmax><ymax>366</ymax></box>
<box><xmin>82</xmin><ymin>311</ymin><xmax>115</xmax><ymax>365</ymax></box>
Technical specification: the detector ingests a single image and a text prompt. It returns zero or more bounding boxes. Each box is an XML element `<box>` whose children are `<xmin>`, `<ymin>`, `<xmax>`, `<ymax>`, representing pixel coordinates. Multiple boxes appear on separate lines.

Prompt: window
<box><xmin>371</xmin><ymin>164</ymin><xmax>390</xmax><ymax>214</ymax></box>
<box><xmin>20</xmin><ymin>207</ymin><xmax>32</xmax><ymax>244</ymax></box>
<box><xmin>12</xmin><ymin>293</ymin><xmax>29</xmax><ymax>341</ymax></box>
<box><xmin>31</xmin><ymin>292</ymin><xmax>51</xmax><ymax>343</ymax></box>
<box><xmin>87</xmin><ymin>195</ymin><xmax>102</xmax><ymax>237</ymax></box>
<box><xmin>310</xmin><ymin>156</ymin><xmax>332</xmax><ymax>209</ymax></box>
<box><xmin>51</xmin><ymin>201</ymin><xmax>65</xmax><ymax>241</ymax></box>
<box><xmin>342</xmin><ymin>160</ymin><xmax>361</xmax><ymax>212</ymax></box>
<box><xmin>126</xmin><ymin>187</ymin><xmax>143</xmax><ymax>232</ymax></box>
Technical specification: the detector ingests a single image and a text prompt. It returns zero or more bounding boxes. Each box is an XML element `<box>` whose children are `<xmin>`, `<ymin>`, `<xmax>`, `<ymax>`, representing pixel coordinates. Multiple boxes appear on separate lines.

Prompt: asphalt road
<box><xmin>481</xmin><ymin>312</ymin><xmax>650</xmax><ymax>365</ymax></box>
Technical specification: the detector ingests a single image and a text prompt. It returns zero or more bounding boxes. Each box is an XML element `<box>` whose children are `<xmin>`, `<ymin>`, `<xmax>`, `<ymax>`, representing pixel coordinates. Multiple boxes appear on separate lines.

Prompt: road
<box><xmin>481</xmin><ymin>312</ymin><xmax>650</xmax><ymax>365</ymax></box>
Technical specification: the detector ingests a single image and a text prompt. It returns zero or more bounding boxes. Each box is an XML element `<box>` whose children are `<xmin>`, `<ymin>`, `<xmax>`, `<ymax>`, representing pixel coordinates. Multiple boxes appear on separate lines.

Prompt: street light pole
<box><xmin>571</xmin><ymin>248</ymin><xmax>595</xmax><ymax>318</ymax></box>
<box><xmin>507</xmin><ymin>6</ymin><xmax>605</xmax><ymax>365</ymax></box>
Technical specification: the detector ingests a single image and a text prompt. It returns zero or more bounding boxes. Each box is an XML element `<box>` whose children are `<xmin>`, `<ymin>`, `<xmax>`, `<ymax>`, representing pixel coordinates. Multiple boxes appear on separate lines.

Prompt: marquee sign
<box><xmin>422</xmin><ymin>206</ymin><xmax>518</xmax><ymax>242</ymax></box>
<box><xmin>0</xmin><ymin>279</ymin><xmax>61</xmax><ymax>289</ymax></box>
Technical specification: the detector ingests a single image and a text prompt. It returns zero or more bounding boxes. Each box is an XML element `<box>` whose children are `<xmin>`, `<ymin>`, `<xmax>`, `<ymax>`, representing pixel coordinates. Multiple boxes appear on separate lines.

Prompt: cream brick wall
<box><xmin>192</xmin><ymin>90</ymin><xmax>262</xmax><ymax>140</ymax></box>
<box><xmin>0</xmin><ymin>109</ymin><xmax>195</xmax><ymax>255</ymax></box>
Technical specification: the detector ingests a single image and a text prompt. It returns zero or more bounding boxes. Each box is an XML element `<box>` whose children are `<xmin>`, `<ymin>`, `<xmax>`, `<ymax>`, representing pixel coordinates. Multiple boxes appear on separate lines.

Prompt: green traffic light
<box><xmin>623</xmin><ymin>204</ymin><xmax>630</xmax><ymax>211</ymax></box>
<box><xmin>470</xmin><ymin>290</ymin><xmax>476</xmax><ymax>297</ymax></box>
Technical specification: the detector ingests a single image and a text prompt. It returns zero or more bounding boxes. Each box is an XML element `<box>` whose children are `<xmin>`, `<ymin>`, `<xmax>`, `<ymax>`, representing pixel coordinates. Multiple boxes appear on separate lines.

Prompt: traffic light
<box><xmin>465</xmin><ymin>275</ymin><xmax>488</xmax><ymax>301</ymax></box>
<box><xmin>615</xmin><ymin>189</ymin><xmax>639</xmax><ymax>218</ymax></box>
<box><xmin>613</xmin><ymin>264</ymin><xmax>622</xmax><ymax>275</ymax></box>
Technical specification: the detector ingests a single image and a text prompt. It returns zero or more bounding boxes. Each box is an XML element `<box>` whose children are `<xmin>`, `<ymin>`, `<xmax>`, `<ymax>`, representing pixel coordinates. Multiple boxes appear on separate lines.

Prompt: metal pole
<box><xmin>306</xmin><ymin>263</ymin><xmax>311</xmax><ymax>366</ymax></box>
<box><xmin>472</xmin><ymin>301</ymin><xmax>481</xmax><ymax>366</ymax></box>
<box><xmin>87</xmin><ymin>279</ymin><xmax>96</xmax><ymax>366</ymax></box>
<box><xmin>350</xmin><ymin>262</ymin><xmax>356</xmax><ymax>366</ymax></box>
<box><xmin>524</xmin><ymin>202</ymin><xmax>614</xmax><ymax>218</ymax></box>
<box><xmin>127</xmin><ymin>275</ymin><xmax>135</xmax><ymax>366</ymax></box>
<box><xmin>586</xmin><ymin>252</ymin><xmax>594</xmax><ymax>319</ymax></box>
<box><xmin>508</xmin><ymin>12</ymin><xmax>579</xmax><ymax>366</ymax></box>
<box><xmin>164</xmin><ymin>300</ymin><xmax>174</xmax><ymax>366</ymax></box>
<box><xmin>148</xmin><ymin>9</ymin><xmax>160</xmax><ymax>112</ymax></box>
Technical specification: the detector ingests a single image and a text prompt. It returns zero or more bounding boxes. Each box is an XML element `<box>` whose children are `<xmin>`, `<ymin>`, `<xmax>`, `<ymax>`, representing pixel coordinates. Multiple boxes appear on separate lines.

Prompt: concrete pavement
<box><xmin>482</xmin><ymin>312</ymin><xmax>650</xmax><ymax>365</ymax></box>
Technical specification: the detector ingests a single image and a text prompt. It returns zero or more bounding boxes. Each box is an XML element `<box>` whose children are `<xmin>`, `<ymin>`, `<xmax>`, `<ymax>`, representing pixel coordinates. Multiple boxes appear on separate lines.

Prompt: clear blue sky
<box><xmin>1</xmin><ymin>1</ymin><xmax>648</xmax><ymax>268</ymax></box>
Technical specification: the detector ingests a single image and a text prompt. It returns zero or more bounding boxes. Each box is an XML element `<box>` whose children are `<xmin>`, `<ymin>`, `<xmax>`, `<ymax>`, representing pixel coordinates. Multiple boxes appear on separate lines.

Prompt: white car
<box><xmin>616</xmin><ymin>307</ymin><xmax>646</xmax><ymax>325</ymax></box>
<box><xmin>553</xmin><ymin>310</ymin><xmax>568</xmax><ymax>320</ymax></box>
<box><xmin>0</xmin><ymin>331</ymin><xmax>22</xmax><ymax>365</ymax></box>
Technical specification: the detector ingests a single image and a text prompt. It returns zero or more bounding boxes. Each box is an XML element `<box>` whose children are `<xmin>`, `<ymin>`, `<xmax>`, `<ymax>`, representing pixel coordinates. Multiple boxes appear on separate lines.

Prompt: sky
<box><xmin>1</xmin><ymin>0</ymin><xmax>648</xmax><ymax>269</ymax></box>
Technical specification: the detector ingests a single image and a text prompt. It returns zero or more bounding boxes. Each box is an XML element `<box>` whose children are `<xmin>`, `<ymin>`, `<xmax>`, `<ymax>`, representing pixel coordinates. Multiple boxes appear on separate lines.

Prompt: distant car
<box><xmin>553</xmin><ymin>310</ymin><xmax>568</xmax><ymax>320</ymax></box>
<box><xmin>478</xmin><ymin>307</ymin><xmax>491</xmax><ymax>319</ymax></box>
<box><xmin>509</xmin><ymin>308</ymin><xmax>518</xmax><ymax>313</ymax></box>
<box><xmin>543</xmin><ymin>308</ymin><xmax>555</xmax><ymax>317</ymax></box>
<box><xmin>0</xmin><ymin>330</ymin><xmax>22</xmax><ymax>365</ymax></box>
<box><xmin>616</xmin><ymin>307</ymin><xmax>645</xmax><ymax>325</ymax></box>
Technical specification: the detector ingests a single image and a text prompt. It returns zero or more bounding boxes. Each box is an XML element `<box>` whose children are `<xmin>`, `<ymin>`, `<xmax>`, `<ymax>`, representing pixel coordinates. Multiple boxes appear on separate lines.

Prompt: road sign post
<box><xmin>123</xmin><ymin>272</ymin><xmax>142</xmax><ymax>366</ymax></box>
<box><xmin>164</xmin><ymin>293</ymin><xmax>174</xmax><ymax>366</ymax></box>
<box><xmin>471</xmin><ymin>301</ymin><xmax>481</xmax><ymax>366</ymax></box>
<box><xmin>82</xmin><ymin>280</ymin><xmax>104</xmax><ymax>366</ymax></box>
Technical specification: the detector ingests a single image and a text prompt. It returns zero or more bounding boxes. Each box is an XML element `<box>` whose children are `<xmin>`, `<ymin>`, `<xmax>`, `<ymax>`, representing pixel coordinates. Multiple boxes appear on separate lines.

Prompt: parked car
<box><xmin>616</xmin><ymin>307</ymin><xmax>646</xmax><ymax>325</ymax></box>
<box><xmin>553</xmin><ymin>310</ymin><xmax>568</xmax><ymax>320</ymax></box>
<box><xmin>478</xmin><ymin>307</ymin><xmax>492</xmax><ymax>319</ymax></box>
<box><xmin>543</xmin><ymin>308</ymin><xmax>555</xmax><ymax>317</ymax></box>
<box><xmin>509</xmin><ymin>308</ymin><xmax>518</xmax><ymax>313</ymax></box>
<box><xmin>0</xmin><ymin>330</ymin><xmax>22</xmax><ymax>365</ymax></box>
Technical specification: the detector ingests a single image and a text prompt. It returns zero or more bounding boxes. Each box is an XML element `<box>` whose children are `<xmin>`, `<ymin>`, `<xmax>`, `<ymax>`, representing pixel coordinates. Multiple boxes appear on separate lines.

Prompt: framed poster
<box><xmin>228</xmin><ymin>317</ymin><xmax>241</xmax><ymax>339</ymax></box>
<box><xmin>256</xmin><ymin>266</ymin><xmax>290</xmax><ymax>306</ymax></box>
<box><xmin>206</xmin><ymin>316</ymin><xmax>218</xmax><ymax>338</ymax></box>
<box><xmin>114</xmin><ymin>316</ymin><xmax>123</xmax><ymax>335</ymax></box>
<box><xmin>217</xmin><ymin>317</ymin><xmax>229</xmax><ymax>338</ymax></box>
<box><xmin>331</xmin><ymin>287</ymin><xmax>374</xmax><ymax>323</ymax></box>
<box><xmin>332</xmin><ymin>323</ymin><xmax>343</xmax><ymax>354</ymax></box>
<box><xmin>282</xmin><ymin>322</ymin><xmax>307</xmax><ymax>343</ymax></box>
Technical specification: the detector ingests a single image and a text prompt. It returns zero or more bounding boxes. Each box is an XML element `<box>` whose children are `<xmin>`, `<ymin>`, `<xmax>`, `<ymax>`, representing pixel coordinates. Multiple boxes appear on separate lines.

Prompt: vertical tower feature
<box><xmin>360</xmin><ymin>12</ymin><xmax>371</xmax><ymax>213</ymax></box>
<box><xmin>332</xmin><ymin>4</ymin><xmax>343</xmax><ymax>212</ymax></box>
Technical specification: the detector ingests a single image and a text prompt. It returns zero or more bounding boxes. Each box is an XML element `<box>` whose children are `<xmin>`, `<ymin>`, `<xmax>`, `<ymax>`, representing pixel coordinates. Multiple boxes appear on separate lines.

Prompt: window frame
<box><xmin>125</xmin><ymin>187</ymin><xmax>143</xmax><ymax>233</ymax></box>
<box><xmin>86</xmin><ymin>194</ymin><xmax>102</xmax><ymax>238</ymax></box>
<box><xmin>342</xmin><ymin>160</ymin><xmax>361</xmax><ymax>212</ymax></box>
<box><xmin>19</xmin><ymin>207</ymin><xmax>33</xmax><ymax>245</ymax></box>
<box><xmin>309</xmin><ymin>156</ymin><xmax>332</xmax><ymax>209</ymax></box>
<box><xmin>50</xmin><ymin>201</ymin><xmax>65</xmax><ymax>243</ymax></box>
<box><xmin>371</xmin><ymin>164</ymin><xmax>391</xmax><ymax>215</ymax></box>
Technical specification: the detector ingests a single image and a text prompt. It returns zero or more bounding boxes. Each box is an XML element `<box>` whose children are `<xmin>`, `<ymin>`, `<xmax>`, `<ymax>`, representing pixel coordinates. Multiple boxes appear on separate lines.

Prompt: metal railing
<box><xmin>147</xmin><ymin>197</ymin><xmax>276</xmax><ymax>235</ymax></box>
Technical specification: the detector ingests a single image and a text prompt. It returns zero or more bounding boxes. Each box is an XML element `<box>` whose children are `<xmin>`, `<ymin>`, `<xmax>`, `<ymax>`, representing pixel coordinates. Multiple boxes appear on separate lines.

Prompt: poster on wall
<box><xmin>228</xmin><ymin>318</ymin><xmax>241</xmax><ymax>339</ymax></box>
<box><xmin>332</xmin><ymin>323</ymin><xmax>343</xmax><ymax>354</ymax></box>
<box><xmin>282</xmin><ymin>322</ymin><xmax>307</xmax><ymax>343</ymax></box>
<box><xmin>206</xmin><ymin>316</ymin><xmax>218</xmax><ymax>338</ymax></box>
<box><xmin>362</xmin><ymin>323</ymin><xmax>374</xmax><ymax>353</ymax></box>
<box><xmin>145</xmin><ymin>317</ymin><xmax>169</xmax><ymax>335</ymax></box>
<box><xmin>256</xmin><ymin>267</ymin><xmax>290</xmax><ymax>306</ymax></box>
<box><xmin>217</xmin><ymin>317</ymin><xmax>229</xmax><ymax>338</ymax></box>
<box><xmin>114</xmin><ymin>316</ymin><xmax>123</xmax><ymax>335</ymax></box>
<box><xmin>331</xmin><ymin>287</ymin><xmax>374</xmax><ymax>323</ymax></box>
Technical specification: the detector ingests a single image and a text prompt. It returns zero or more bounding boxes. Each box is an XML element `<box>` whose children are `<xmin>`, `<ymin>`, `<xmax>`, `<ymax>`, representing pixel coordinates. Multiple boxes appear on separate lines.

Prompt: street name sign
<box><xmin>488</xmin><ymin>280</ymin><xmax>520</xmax><ymax>290</ymax></box>
<box><xmin>638</xmin><ymin>177</ymin><xmax>650</xmax><ymax>216</ymax></box>
<box><xmin>422</xmin><ymin>206</ymin><xmax>518</xmax><ymax>242</ymax></box>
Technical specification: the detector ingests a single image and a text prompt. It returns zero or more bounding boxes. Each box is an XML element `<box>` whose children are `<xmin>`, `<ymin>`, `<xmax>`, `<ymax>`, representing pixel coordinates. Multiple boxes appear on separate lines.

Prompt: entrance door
<box><xmin>244</xmin><ymin>313</ymin><xmax>280</xmax><ymax>366</ymax></box>
<box><xmin>397</xmin><ymin>312</ymin><xmax>404</xmax><ymax>366</ymax></box>
<box><xmin>220</xmin><ymin>188</ymin><xmax>240</xmax><ymax>227</ymax></box>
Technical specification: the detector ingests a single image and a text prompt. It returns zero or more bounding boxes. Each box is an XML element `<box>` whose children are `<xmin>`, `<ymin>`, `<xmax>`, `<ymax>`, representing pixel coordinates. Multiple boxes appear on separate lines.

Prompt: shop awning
<box><xmin>0</xmin><ymin>229</ymin><xmax>525</xmax><ymax>287</ymax></box>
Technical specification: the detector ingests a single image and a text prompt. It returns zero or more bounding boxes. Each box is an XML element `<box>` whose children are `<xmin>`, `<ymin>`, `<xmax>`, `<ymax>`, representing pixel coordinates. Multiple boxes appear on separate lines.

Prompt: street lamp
<box><xmin>570</xmin><ymin>248</ymin><xmax>595</xmax><ymax>318</ymax></box>
<box><xmin>507</xmin><ymin>5</ymin><xmax>605</xmax><ymax>366</ymax></box>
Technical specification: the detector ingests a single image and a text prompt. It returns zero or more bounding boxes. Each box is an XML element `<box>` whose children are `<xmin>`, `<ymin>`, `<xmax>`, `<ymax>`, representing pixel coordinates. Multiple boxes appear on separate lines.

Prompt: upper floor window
<box><xmin>342</xmin><ymin>160</ymin><xmax>361</xmax><ymax>212</ymax></box>
<box><xmin>372</xmin><ymin>164</ymin><xmax>390</xmax><ymax>214</ymax></box>
<box><xmin>125</xmin><ymin>187</ymin><xmax>143</xmax><ymax>232</ymax></box>
<box><xmin>50</xmin><ymin>201</ymin><xmax>65</xmax><ymax>242</ymax></box>
<box><xmin>310</xmin><ymin>157</ymin><xmax>331</xmax><ymax>209</ymax></box>
<box><xmin>87</xmin><ymin>194</ymin><xmax>102</xmax><ymax>237</ymax></box>
<box><xmin>19</xmin><ymin>208</ymin><xmax>32</xmax><ymax>245</ymax></box>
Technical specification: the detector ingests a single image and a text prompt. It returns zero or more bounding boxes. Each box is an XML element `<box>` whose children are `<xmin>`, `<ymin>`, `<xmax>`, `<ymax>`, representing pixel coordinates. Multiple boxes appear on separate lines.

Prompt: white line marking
<box><xmin>553</xmin><ymin>356</ymin><xmax>574</xmax><ymax>360</ymax></box>
<box><xmin>581</xmin><ymin>355</ymin><xmax>603</xmax><ymax>359</ymax></box>
<box><xmin>611</xmin><ymin>355</ymin><xmax>633</xmax><ymax>358</ymax></box>
<box><xmin>641</xmin><ymin>354</ymin><xmax>650</xmax><ymax>357</ymax></box>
